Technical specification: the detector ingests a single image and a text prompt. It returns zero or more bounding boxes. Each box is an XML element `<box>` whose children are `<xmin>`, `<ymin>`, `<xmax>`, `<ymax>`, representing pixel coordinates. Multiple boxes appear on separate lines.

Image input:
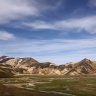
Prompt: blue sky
<box><xmin>0</xmin><ymin>0</ymin><xmax>96</xmax><ymax>64</ymax></box>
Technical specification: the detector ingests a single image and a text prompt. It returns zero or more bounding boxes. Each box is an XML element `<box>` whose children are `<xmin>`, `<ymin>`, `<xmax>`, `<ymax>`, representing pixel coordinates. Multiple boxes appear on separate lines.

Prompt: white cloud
<box><xmin>23</xmin><ymin>20</ymin><xmax>56</xmax><ymax>29</ymax></box>
<box><xmin>0</xmin><ymin>31</ymin><xmax>15</xmax><ymax>40</ymax></box>
<box><xmin>0</xmin><ymin>38</ymin><xmax>96</xmax><ymax>64</ymax></box>
<box><xmin>88</xmin><ymin>0</ymin><xmax>96</xmax><ymax>7</ymax></box>
<box><xmin>0</xmin><ymin>0</ymin><xmax>63</xmax><ymax>25</ymax></box>
<box><xmin>40</xmin><ymin>0</ymin><xmax>63</xmax><ymax>11</ymax></box>
<box><xmin>55</xmin><ymin>16</ymin><xmax>96</xmax><ymax>34</ymax></box>
<box><xmin>0</xmin><ymin>0</ymin><xmax>40</xmax><ymax>24</ymax></box>
<box><xmin>24</xmin><ymin>15</ymin><xmax>96</xmax><ymax>34</ymax></box>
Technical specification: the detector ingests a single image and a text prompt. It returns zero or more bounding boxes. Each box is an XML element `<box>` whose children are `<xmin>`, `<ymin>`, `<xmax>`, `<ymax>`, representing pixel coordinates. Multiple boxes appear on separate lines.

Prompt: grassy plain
<box><xmin>0</xmin><ymin>75</ymin><xmax>96</xmax><ymax>96</ymax></box>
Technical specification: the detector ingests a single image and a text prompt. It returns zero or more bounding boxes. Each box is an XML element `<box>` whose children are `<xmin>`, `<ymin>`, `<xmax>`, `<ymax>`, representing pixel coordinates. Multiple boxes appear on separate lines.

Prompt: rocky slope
<box><xmin>0</xmin><ymin>56</ymin><xmax>96</xmax><ymax>75</ymax></box>
<box><xmin>65</xmin><ymin>58</ymin><xmax>96</xmax><ymax>75</ymax></box>
<box><xmin>0</xmin><ymin>63</ymin><xmax>14</xmax><ymax>77</ymax></box>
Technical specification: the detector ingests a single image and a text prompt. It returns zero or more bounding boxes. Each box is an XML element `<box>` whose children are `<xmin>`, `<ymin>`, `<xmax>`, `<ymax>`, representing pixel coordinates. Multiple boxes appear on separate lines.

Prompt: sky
<box><xmin>0</xmin><ymin>0</ymin><xmax>96</xmax><ymax>64</ymax></box>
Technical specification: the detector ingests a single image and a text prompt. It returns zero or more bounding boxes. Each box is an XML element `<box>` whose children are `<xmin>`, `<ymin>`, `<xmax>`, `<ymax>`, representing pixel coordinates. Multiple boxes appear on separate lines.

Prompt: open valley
<box><xmin>0</xmin><ymin>75</ymin><xmax>96</xmax><ymax>96</ymax></box>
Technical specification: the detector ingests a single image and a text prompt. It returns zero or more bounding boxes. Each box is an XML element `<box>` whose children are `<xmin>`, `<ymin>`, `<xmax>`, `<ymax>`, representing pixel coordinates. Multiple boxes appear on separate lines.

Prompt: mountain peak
<box><xmin>80</xmin><ymin>58</ymin><xmax>92</xmax><ymax>64</ymax></box>
<box><xmin>0</xmin><ymin>56</ymin><xmax>96</xmax><ymax>75</ymax></box>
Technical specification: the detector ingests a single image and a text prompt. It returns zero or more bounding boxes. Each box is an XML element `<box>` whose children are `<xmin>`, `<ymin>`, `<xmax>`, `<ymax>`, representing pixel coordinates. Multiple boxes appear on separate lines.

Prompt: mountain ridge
<box><xmin>0</xmin><ymin>56</ymin><xmax>96</xmax><ymax>76</ymax></box>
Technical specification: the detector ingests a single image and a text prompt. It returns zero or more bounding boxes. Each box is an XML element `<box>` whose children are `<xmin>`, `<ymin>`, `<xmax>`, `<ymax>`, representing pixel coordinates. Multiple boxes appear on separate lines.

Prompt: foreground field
<box><xmin>0</xmin><ymin>75</ymin><xmax>96</xmax><ymax>96</ymax></box>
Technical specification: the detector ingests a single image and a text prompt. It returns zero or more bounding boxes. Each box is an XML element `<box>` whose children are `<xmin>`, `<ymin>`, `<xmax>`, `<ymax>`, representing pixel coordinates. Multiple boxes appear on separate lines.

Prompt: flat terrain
<box><xmin>0</xmin><ymin>75</ymin><xmax>96</xmax><ymax>96</ymax></box>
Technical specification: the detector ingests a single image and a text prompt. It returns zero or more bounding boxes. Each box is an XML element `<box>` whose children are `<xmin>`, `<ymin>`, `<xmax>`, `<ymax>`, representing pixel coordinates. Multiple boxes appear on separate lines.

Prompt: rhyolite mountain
<box><xmin>0</xmin><ymin>56</ymin><xmax>96</xmax><ymax>76</ymax></box>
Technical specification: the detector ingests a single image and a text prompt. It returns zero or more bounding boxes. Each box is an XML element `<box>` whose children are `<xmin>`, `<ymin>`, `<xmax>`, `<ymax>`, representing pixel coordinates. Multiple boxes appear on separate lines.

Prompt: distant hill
<box><xmin>0</xmin><ymin>56</ymin><xmax>96</xmax><ymax>75</ymax></box>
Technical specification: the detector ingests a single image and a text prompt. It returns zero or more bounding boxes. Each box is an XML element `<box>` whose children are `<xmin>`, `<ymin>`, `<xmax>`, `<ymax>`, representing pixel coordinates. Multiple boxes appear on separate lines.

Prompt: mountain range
<box><xmin>0</xmin><ymin>56</ymin><xmax>96</xmax><ymax>77</ymax></box>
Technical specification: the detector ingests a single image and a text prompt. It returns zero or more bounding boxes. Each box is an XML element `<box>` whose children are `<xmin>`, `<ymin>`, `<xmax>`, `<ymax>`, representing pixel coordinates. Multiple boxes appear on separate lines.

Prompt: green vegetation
<box><xmin>0</xmin><ymin>75</ymin><xmax>96</xmax><ymax>96</ymax></box>
<box><xmin>33</xmin><ymin>75</ymin><xmax>96</xmax><ymax>96</ymax></box>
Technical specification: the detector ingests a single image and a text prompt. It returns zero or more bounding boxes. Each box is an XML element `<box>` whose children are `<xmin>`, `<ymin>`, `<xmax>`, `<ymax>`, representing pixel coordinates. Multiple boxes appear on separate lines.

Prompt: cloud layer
<box><xmin>0</xmin><ymin>0</ymin><xmax>41</xmax><ymax>24</ymax></box>
<box><xmin>0</xmin><ymin>0</ymin><xmax>62</xmax><ymax>25</ymax></box>
<box><xmin>0</xmin><ymin>38</ymin><xmax>96</xmax><ymax>64</ymax></box>
<box><xmin>24</xmin><ymin>15</ymin><xmax>96</xmax><ymax>34</ymax></box>
<box><xmin>0</xmin><ymin>0</ymin><xmax>96</xmax><ymax>64</ymax></box>
<box><xmin>0</xmin><ymin>31</ymin><xmax>15</xmax><ymax>40</ymax></box>
<box><xmin>88</xmin><ymin>0</ymin><xmax>96</xmax><ymax>7</ymax></box>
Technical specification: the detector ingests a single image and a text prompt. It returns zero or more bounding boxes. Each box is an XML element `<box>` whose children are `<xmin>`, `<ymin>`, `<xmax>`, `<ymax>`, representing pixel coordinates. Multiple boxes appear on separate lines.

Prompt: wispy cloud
<box><xmin>0</xmin><ymin>31</ymin><xmax>15</xmax><ymax>40</ymax></box>
<box><xmin>0</xmin><ymin>38</ymin><xmax>96</xmax><ymax>63</ymax></box>
<box><xmin>23</xmin><ymin>15</ymin><xmax>96</xmax><ymax>34</ymax></box>
<box><xmin>55</xmin><ymin>15</ymin><xmax>96</xmax><ymax>34</ymax></box>
<box><xmin>0</xmin><ymin>0</ymin><xmax>40</xmax><ymax>24</ymax></box>
<box><xmin>0</xmin><ymin>0</ymin><xmax>63</xmax><ymax>25</ymax></box>
<box><xmin>88</xmin><ymin>0</ymin><xmax>96</xmax><ymax>7</ymax></box>
<box><xmin>23</xmin><ymin>20</ymin><xmax>56</xmax><ymax>30</ymax></box>
<box><xmin>0</xmin><ymin>0</ymin><xmax>39</xmax><ymax>24</ymax></box>
<box><xmin>40</xmin><ymin>0</ymin><xmax>63</xmax><ymax>11</ymax></box>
